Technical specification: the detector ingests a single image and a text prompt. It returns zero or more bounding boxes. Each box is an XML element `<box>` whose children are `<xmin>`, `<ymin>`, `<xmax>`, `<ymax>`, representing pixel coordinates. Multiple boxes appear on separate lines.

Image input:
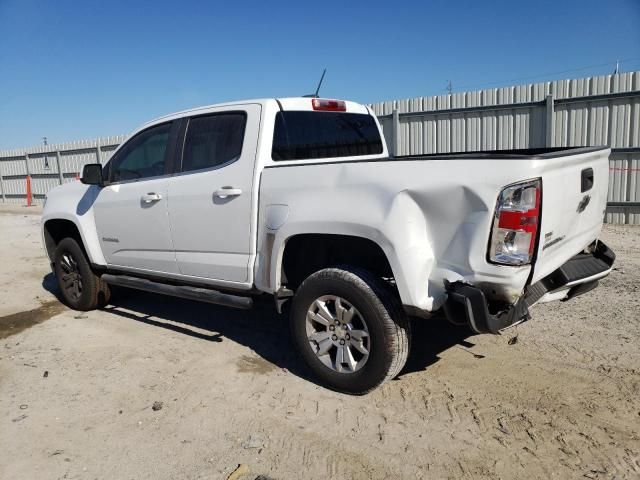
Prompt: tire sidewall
<box><xmin>54</xmin><ymin>238</ymin><xmax>97</xmax><ymax>310</ymax></box>
<box><xmin>290</xmin><ymin>268</ymin><xmax>397</xmax><ymax>394</ymax></box>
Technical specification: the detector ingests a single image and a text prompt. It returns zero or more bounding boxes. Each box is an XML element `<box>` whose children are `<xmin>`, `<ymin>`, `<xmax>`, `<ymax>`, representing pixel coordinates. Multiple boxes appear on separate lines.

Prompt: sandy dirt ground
<box><xmin>0</xmin><ymin>204</ymin><xmax>639</xmax><ymax>480</ymax></box>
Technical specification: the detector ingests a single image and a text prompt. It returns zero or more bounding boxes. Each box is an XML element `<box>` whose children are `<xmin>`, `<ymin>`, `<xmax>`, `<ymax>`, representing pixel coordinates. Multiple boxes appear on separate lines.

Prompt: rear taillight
<box><xmin>311</xmin><ymin>98</ymin><xmax>346</xmax><ymax>111</ymax></box>
<box><xmin>489</xmin><ymin>179</ymin><xmax>541</xmax><ymax>265</ymax></box>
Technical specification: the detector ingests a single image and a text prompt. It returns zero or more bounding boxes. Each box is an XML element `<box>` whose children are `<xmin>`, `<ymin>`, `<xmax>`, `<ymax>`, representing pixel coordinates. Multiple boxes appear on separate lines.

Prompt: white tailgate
<box><xmin>530</xmin><ymin>148</ymin><xmax>610</xmax><ymax>283</ymax></box>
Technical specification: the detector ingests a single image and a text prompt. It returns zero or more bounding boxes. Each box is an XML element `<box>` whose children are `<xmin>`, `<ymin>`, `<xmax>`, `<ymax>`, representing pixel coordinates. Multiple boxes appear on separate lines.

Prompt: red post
<box><xmin>26</xmin><ymin>175</ymin><xmax>32</xmax><ymax>207</ymax></box>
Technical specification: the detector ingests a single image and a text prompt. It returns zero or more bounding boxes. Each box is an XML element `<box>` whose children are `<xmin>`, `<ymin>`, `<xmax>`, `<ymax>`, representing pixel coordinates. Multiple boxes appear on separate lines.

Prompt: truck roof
<box><xmin>140</xmin><ymin>97</ymin><xmax>371</xmax><ymax>130</ymax></box>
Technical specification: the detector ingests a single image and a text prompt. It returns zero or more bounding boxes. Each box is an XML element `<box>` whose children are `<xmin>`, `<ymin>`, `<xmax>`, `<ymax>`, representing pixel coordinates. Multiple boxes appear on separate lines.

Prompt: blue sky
<box><xmin>0</xmin><ymin>0</ymin><xmax>639</xmax><ymax>149</ymax></box>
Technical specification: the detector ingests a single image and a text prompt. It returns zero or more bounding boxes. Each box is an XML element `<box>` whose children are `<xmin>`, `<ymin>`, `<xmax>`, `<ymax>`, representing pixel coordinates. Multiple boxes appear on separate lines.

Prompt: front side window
<box><xmin>110</xmin><ymin>123</ymin><xmax>172</xmax><ymax>182</ymax></box>
<box><xmin>272</xmin><ymin>111</ymin><xmax>383</xmax><ymax>161</ymax></box>
<box><xmin>181</xmin><ymin>112</ymin><xmax>246</xmax><ymax>172</ymax></box>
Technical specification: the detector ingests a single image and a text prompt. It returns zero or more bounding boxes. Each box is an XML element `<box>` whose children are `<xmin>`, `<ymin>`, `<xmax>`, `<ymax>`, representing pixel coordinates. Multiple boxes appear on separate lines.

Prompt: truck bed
<box><xmin>260</xmin><ymin>145</ymin><xmax>610</xmax><ymax>311</ymax></box>
<box><xmin>394</xmin><ymin>146</ymin><xmax>606</xmax><ymax>160</ymax></box>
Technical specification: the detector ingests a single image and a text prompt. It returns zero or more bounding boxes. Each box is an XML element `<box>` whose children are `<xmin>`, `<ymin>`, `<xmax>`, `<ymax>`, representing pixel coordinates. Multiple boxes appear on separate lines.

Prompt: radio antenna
<box><xmin>304</xmin><ymin>69</ymin><xmax>327</xmax><ymax>98</ymax></box>
<box><xmin>314</xmin><ymin>68</ymin><xmax>327</xmax><ymax>97</ymax></box>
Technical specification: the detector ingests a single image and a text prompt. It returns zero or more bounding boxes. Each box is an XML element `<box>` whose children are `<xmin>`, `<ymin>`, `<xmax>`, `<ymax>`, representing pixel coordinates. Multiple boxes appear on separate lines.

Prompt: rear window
<box><xmin>272</xmin><ymin>111</ymin><xmax>383</xmax><ymax>161</ymax></box>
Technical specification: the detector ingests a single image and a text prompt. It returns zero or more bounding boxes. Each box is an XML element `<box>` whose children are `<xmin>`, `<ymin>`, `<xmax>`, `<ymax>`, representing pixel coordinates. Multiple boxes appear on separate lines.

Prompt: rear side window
<box><xmin>182</xmin><ymin>112</ymin><xmax>246</xmax><ymax>172</ymax></box>
<box><xmin>272</xmin><ymin>111</ymin><xmax>383</xmax><ymax>161</ymax></box>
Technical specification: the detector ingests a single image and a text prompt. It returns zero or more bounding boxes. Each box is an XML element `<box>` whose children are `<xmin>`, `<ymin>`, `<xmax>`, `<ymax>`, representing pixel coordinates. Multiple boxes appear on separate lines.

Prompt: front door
<box><xmin>93</xmin><ymin>121</ymin><xmax>179</xmax><ymax>274</ymax></box>
<box><xmin>167</xmin><ymin>105</ymin><xmax>260</xmax><ymax>284</ymax></box>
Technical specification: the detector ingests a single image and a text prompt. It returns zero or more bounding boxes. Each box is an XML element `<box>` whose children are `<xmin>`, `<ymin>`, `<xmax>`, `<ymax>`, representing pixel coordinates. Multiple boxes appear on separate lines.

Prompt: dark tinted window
<box><xmin>272</xmin><ymin>111</ymin><xmax>383</xmax><ymax>161</ymax></box>
<box><xmin>182</xmin><ymin>113</ymin><xmax>246</xmax><ymax>172</ymax></box>
<box><xmin>110</xmin><ymin>123</ymin><xmax>171</xmax><ymax>182</ymax></box>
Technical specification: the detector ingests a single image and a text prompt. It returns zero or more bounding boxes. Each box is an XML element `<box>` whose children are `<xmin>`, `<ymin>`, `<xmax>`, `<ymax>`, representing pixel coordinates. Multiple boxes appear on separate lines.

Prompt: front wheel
<box><xmin>289</xmin><ymin>267</ymin><xmax>411</xmax><ymax>395</ymax></box>
<box><xmin>53</xmin><ymin>237</ymin><xmax>110</xmax><ymax>311</ymax></box>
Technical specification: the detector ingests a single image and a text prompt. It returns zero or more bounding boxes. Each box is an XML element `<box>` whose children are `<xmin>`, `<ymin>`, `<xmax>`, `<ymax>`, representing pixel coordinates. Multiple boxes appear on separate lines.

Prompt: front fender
<box><xmin>42</xmin><ymin>182</ymin><xmax>106</xmax><ymax>266</ymax></box>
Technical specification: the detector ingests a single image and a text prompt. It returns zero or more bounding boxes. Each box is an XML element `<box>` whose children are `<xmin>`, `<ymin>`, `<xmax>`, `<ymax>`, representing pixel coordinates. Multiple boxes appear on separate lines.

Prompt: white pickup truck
<box><xmin>42</xmin><ymin>97</ymin><xmax>615</xmax><ymax>394</ymax></box>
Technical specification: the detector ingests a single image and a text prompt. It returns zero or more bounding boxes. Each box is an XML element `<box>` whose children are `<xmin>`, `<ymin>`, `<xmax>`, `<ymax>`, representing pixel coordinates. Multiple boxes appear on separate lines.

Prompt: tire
<box><xmin>53</xmin><ymin>237</ymin><xmax>110</xmax><ymax>311</ymax></box>
<box><xmin>290</xmin><ymin>266</ymin><xmax>411</xmax><ymax>395</ymax></box>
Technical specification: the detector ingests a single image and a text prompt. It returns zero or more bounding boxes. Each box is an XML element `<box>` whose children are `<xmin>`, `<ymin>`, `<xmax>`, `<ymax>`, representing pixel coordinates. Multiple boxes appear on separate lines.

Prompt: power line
<box><xmin>448</xmin><ymin>57</ymin><xmax>640</xmax><ymax>93</ymax></box>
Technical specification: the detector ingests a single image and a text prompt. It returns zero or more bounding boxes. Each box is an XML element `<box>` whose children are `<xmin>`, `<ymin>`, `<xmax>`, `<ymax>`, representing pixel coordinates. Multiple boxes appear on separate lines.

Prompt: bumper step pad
<box><xmin>542</xmin><ymin>241</ymin><xmax>615</xmax><ymax>290</ymax></box>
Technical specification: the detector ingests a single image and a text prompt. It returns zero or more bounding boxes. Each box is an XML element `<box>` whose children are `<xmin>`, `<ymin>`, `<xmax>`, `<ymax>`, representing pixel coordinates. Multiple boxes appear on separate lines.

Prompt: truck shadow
<box><xmin>42</xmin><ymin>273</ymin><xmax>476</xmax><ymax>387</ymax></box>
<box><xmin>400</xmin><ymin>315</ymin><xmax>477</xmax><ymax>378</ymax></box>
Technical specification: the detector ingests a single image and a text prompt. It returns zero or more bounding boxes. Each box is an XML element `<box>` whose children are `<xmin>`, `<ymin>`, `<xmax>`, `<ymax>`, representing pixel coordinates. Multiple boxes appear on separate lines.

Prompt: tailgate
<box><xmin>530</xmin><ymin>147</ymin><xmax>610</xmax><ymax>284</ymax></box>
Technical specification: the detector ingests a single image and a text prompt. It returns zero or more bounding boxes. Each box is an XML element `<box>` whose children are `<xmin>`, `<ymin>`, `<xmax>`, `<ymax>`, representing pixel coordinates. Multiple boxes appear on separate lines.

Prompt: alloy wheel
<box><xmin>306</xmin><ymin>295</ymin><xmax>370</xmax><ymax>373</ymax></box>
<box><xmin>60</xmin><ymin>252</ymin><xmax>83</xmax><ymax>301</ymax></box>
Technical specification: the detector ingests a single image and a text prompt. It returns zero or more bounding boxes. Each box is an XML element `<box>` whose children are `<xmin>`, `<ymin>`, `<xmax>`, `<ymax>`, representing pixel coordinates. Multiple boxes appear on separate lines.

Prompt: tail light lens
<box><xmin>489</xmin><ymin>179</ymin><xmax>541</xmax><ymax>265</ymax></box>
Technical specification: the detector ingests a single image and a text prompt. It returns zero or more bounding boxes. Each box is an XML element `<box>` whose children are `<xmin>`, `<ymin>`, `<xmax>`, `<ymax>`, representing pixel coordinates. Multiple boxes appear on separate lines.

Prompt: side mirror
<box><xmin>81</xmin><ymin>163</ymin><xmax>104</xmax><ymax>186</ymax></box>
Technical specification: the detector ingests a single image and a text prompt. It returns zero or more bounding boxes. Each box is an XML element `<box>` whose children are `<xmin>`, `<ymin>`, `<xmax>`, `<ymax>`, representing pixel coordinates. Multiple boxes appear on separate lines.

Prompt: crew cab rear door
<box><xmin>166</xmin><ymin>104</ymin><xmax>261</xmax><ymax>285</ymax></box>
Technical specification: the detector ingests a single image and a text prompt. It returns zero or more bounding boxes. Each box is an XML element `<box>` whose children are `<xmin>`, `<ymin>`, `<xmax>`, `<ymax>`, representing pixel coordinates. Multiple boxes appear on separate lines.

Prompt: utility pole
<box><xmin>42</xmin><ymin>137</ymin><xmax>50</xmax><ymax>169</ymax></box>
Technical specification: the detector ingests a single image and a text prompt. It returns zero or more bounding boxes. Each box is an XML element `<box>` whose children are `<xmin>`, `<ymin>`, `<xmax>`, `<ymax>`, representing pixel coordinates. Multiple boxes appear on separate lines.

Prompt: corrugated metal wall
<box><xmin>1</xmin><ymin>71</ymin><xmax>638</xmax><ymax>223</ymax></box>
<box><xmin>0</xmin><ymin>136</ymin><xmax>125</xmax><ymax>204</ymax></box>
<box><xmin>371</xmin><ymin>71</ymin><xmax>640</xmax><ymax>224</ymax></box>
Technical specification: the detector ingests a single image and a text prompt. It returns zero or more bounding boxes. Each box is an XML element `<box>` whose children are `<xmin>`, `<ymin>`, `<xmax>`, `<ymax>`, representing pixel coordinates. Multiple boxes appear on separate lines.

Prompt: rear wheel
<box><xmin>53</xmin><ymin>237</ymin><xmax>110</xmax><ymax>311</ymax></box>
<box><xmin>290</xmin><ymin>267</ymin><xmax>410</xmax><ymax>395</ymax></box>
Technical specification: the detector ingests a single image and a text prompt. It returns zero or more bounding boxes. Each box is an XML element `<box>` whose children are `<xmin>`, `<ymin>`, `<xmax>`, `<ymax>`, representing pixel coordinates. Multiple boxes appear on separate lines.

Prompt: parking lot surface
<box><xmin>1</xmin><ymin>205</ymin><xmax>639</xmax><ymax>479</ymax></box>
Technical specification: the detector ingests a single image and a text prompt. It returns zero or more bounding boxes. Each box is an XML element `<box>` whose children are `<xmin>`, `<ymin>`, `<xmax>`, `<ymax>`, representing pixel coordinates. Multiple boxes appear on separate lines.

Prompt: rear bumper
<box><xmin>443</xmin><ymin>241</ymin><xmax>615</xmax><ymax>334</ymax></box>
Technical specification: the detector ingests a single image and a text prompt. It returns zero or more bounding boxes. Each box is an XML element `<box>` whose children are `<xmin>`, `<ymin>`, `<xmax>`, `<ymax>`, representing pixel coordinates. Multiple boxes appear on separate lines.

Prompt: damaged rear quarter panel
<box><xmin>257</xmin><ymin>158</ymin><xmax>535</xmax><ymax>311</ymax></box>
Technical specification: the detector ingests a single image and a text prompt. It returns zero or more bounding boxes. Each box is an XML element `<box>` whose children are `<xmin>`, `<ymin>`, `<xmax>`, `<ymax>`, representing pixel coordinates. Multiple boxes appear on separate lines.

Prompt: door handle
<box><xmin>141</xmin><ymin>192</ymin><xmax>162</xmax><ymax>203</ymax></box>
<box><xmin>214</xmin><ymin>187</ymin><xmax>242</xmax><ymax>198</ymax></box>
<box><xmin>581</xmin><ymin>167</ymin><xmax>594</xmax><ymax>192</ymax></box>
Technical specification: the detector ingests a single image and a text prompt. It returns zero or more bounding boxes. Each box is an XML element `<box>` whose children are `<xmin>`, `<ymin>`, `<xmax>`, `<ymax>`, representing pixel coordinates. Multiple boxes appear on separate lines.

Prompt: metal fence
<box><xmin>1</xmin><ymin>71</ymin><xmax>639</xmax><ymax>224</ymax></box>
<box><xmin>0</xmin><ymin>136</ymin><xmax>125</xmax><ymax>204</ymax></box>
<box><xmin>370</xmin><ymin>71</ymin><xmax>640</xmax><ymax>225</ymax></box>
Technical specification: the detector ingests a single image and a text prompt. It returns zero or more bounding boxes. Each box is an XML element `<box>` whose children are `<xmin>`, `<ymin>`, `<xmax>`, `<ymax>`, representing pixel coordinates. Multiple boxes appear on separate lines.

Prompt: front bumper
<box><xmin>443</xmin><ymin>241</ymin><xmax>615</xmax><ymax>334</ymax></box>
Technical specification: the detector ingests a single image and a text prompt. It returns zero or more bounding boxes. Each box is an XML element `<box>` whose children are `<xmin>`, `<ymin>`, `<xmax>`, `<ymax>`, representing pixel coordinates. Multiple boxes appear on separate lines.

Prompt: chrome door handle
<box><xmin>141</xmin><ymin>192</ymin><xmax>162</xmax><ymax>203</ymax></box>
<box><xmin>214</xmin><ymin>187</ymin><xmax>242</xmax><ymax>198</ymax></box>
